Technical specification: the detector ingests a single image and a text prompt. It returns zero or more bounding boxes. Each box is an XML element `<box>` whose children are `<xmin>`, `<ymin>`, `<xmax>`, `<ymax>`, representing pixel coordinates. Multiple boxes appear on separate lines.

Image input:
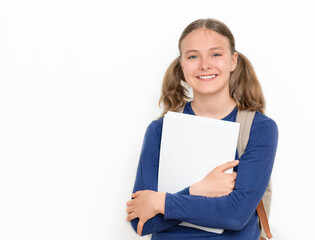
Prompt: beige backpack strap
<box><xmin>236</xmin><ymin>110</ymin><xmax>272</xmax><ymax>239</ymax></box>
<box><xmin>236</xmin><ymin>110</ymin><xmax>256</xmax><ymax>157</ymax></box>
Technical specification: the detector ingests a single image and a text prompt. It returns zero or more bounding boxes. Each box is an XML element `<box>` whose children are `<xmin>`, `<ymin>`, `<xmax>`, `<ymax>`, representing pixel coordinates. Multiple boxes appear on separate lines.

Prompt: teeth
<box><xmin>198</xmin><ymin>75</ymin><xmax>216</xmax><ymax>79</ymax></box>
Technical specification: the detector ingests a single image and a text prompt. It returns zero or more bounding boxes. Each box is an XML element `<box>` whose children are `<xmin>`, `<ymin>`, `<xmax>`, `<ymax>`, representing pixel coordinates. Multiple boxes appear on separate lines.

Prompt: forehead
<box><xmin>180</xmin><ymin>28</ymin><xmax>230</xmax><ymax>52</ymax></box>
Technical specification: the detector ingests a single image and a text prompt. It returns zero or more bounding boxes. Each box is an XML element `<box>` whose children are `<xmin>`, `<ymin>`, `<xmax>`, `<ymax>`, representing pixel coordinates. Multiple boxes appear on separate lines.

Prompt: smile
<box><xmin>197</xmin><ymin>74</ymin><xmax>217</xmax><ymax>81</ymax></box>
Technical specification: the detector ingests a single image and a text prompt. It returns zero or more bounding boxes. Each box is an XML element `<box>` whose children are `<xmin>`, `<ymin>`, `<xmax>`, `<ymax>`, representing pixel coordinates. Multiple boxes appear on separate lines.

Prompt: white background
<box><xmin>0</xmin><ymin>0</ymin><xmax>314</xmax><ymax>239</ymax></box>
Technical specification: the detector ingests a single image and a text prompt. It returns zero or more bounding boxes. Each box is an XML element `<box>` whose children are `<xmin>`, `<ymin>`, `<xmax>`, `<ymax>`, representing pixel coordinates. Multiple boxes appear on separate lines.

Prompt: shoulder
<box><xmin>252</xmin><ymin>112</ymin><xmax>278</xmax><ymax>133</ymax></box>
<box><xmin>143</xmin><ymin>117</ymin><xmax>164</xmax><ymax>144</ymax></box>
<box><xmin>250</xmin><ymin>111</ymin><xmax>278</xmax><ymax>143</ymax></box>
<box><xmin>147</xmin><ymin>117</ymin><xmax>164</xmax><ymax>133</ymax></box>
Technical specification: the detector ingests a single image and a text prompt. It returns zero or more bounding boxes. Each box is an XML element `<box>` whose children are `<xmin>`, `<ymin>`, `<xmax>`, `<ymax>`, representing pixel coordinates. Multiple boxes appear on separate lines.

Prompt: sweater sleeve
<box><xmin>164</xmin><ymin>117</ymin><xmax>278</xmax><ymax>231</ymax></box>
<box><xmin>130</xmin><ymin>120</ymin><xmax>189</xmax><ymax>236</ymax></box>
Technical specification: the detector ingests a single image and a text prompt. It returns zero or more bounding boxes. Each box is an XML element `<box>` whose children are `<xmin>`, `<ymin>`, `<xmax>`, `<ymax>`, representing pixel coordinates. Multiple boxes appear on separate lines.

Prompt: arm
<box><xmin>129</xmin><ymin>120</ymin><xmax>183</xmax><ymax>236</ymax></box>
<box><xmin>164</xmin><ymin>118</ymin><xmax>278</xmax><ymax>230</ymax></box>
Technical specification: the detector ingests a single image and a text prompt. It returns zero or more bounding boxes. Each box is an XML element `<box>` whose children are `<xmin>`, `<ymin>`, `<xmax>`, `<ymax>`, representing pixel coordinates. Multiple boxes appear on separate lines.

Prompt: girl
<box><xmin>126</xmin><ymin>18</ymin><xmax>278</xmax><ymax>240</ymax></box>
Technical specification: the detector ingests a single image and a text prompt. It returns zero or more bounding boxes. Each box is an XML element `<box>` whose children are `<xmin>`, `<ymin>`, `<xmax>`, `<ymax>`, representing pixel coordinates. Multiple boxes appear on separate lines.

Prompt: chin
<box><xmin>194</xmin><ymin>85</ymin><xmax>229</xmax><ymax>96</ymax></box>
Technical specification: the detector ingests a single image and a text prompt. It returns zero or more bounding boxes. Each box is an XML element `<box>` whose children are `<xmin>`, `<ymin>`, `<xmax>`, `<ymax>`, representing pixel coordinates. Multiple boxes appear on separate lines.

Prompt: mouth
<box><xmin>196</xmin><ymin>74</ymin><xmax>218</xmax><ymax>81</ymax></box>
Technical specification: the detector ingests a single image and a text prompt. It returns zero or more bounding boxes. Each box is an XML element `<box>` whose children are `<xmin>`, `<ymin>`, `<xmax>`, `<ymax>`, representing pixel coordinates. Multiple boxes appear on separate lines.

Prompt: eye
<box><xmin>188</xmin><ymin>55</ymin><xmax>198</xmax><ymax>59</ymax></box>
<box><xmin>212</xmin><ymin>53</ymin><xmax>222</xmax><ymax>57</ymax></box>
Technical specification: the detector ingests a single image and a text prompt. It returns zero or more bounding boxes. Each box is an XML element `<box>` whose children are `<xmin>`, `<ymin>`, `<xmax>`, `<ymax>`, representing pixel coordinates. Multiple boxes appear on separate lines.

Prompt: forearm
<box><xmin>131</xmin><ymin>215</ymin><xmax>181</xmax><ymax>236</ymax></box>
<box><xmin>130</xmin><ymin>187</ymin><xmax>190</xmax><ymax>236</ymax></box>
<box><xmin>164</xmin><ymin>191</ymin><xmax>256</xmax><ymax>231</ymax></box>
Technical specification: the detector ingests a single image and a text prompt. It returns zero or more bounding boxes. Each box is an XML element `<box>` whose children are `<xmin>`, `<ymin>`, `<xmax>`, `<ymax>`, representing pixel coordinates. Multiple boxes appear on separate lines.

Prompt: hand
<box><xmin>126</xmin><ymin>190</ymin><xmax>166</xmax><ymax>236</ymax></box>
<box><xmin>190</xmin><ymin>160</ymin><xmax>239</xmax><ymax>197</ymax></box>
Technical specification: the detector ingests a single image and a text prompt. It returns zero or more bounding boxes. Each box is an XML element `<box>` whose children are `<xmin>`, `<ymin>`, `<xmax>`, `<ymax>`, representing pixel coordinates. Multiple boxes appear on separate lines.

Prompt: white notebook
<box><xmin>158</xmin><ymin>111</ymin><xmax>240</xmax><ymax>234</ymax></box>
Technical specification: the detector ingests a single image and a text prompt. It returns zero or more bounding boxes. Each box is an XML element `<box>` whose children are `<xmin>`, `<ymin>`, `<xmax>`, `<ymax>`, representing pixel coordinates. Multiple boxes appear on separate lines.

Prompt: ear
<box><xmin>230</xmin><ymin>52</ymin><xmax>238</xmax><ymax>72</ymax></box>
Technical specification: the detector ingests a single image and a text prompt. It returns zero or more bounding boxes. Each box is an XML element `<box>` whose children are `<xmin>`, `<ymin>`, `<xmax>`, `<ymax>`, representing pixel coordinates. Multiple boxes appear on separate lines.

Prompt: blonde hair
<box><xmin>159</xmin><ymin>18</ymin><xmax>265</xmax><ymax>117</ymax></box>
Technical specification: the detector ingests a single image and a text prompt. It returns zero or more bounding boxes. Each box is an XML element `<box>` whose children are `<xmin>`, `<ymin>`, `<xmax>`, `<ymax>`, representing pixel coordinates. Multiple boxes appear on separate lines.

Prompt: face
<box><xmin>180</xmin><ymin>28</ymin><xmax>238</xmax><ymax>98</ymax></box>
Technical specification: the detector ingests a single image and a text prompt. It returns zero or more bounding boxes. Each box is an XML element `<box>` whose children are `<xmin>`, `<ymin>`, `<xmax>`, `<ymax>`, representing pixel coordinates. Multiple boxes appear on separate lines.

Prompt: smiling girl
<box><xmin>126</xmin><ymin>18</ymin><xmax>278</xmax><ymax>240</ymax></box>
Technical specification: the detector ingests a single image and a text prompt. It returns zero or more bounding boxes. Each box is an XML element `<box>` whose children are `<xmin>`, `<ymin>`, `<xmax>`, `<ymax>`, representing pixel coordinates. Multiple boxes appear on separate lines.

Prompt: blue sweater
<box><xmin>131</xmin><ymin>102</ymin><xmax>278</xmax><ymax>240</ymax></box>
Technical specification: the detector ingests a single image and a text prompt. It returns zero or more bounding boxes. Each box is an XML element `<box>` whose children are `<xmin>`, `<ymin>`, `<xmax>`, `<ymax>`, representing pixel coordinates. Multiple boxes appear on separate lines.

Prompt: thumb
<box><xmin>216</xmin><ymin>160</ymin><xmax>239</xmax><ymax>172</ymax></box>
<box><xmin>137</xmin><ymin>220</ymin><xmax>144</xmax><ymax>236</ymax></box>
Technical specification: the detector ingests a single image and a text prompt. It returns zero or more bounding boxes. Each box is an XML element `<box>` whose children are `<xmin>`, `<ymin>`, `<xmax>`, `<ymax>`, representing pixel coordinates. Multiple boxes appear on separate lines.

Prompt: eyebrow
<box><xmin>184</xmin><ymin>47</ymin><xmax>224</xmax><ymax>54</ymax></box>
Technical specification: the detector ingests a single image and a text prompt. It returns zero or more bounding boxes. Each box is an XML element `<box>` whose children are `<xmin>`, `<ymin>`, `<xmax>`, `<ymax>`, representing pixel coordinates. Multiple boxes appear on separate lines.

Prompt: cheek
<box><xmin>181</xmin><ymin>64</ymin><xmax>194</xmax><ymax>85</ymax></box>
<box><xmin>217</xmin><ymin>58</ymin><xmax>232</xmax><ymax>73</ymax></box>
<box><xmin>182</xmin><ymin>61</ymin><xmax>198</xmax><ymax>78</ymax></box>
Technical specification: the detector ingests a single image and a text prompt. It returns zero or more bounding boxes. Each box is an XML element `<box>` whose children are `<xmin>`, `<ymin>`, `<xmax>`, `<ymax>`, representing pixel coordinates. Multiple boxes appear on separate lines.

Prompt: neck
<box><xmin>191</xmin><ymin>92</ymin><xmax>236</xmax><ymax>119</ymax></box>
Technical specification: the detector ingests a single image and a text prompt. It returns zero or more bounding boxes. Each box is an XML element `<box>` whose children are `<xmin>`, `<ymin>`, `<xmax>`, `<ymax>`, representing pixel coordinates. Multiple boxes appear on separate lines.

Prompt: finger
<box><xmin>226</xmin><ymin>171</ymin><xmax>237</xmax><ymax>180</ymax></box>
<box><xmin>131</xmin><ymin>191</ymin><xmax>143</xmax><ymax>198</ymax></box>
<box><xmin>224</xmin><ymin>171</ymin><xmax>237</xmax><ymax>178</ymax></box>
<box><xmin>126</xmin><ymin>212</ymin><xmax>137</xmax><ymax>222</ymax></box>
<box><xmin>126</xmin><ymin>206</ymin><xmax>134</xmax><ymax>214</ymax></box>
<box><xmin>126</xmin><ymin>199</ymin><xmax>134</xmax><ymax>207</ymax></box>
<box><xmin>216</xmin><ymin>160</ymin><xmax>239</xmax><ymax>172</ymax></box>
<box><xmin>137</xmin><ymin>220</ymin><xmax>145</xmax><ymax>236</ymax></box>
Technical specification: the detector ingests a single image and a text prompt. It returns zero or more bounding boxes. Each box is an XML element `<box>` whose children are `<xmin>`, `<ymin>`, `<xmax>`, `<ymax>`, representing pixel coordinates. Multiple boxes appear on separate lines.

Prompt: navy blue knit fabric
<box><xmin>131</xmin><ymin>102</ymin><xmax>278</xmax><ymax>240</ymax></box>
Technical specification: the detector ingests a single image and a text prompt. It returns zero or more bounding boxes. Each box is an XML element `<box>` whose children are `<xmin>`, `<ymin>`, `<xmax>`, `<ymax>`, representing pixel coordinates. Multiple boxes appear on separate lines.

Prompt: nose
<box><xmin>199</xmin><ymin>58</ymin><xmax>211</xmax><ymax>70</ymax></box>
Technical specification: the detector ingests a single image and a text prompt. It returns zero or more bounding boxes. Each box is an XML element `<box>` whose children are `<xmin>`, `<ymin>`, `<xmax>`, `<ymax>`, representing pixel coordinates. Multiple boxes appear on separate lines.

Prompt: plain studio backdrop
<box><xmin>0</xmin><ymin>0</ymin><xmax>314</xmax><ymax>239</ymax></box>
